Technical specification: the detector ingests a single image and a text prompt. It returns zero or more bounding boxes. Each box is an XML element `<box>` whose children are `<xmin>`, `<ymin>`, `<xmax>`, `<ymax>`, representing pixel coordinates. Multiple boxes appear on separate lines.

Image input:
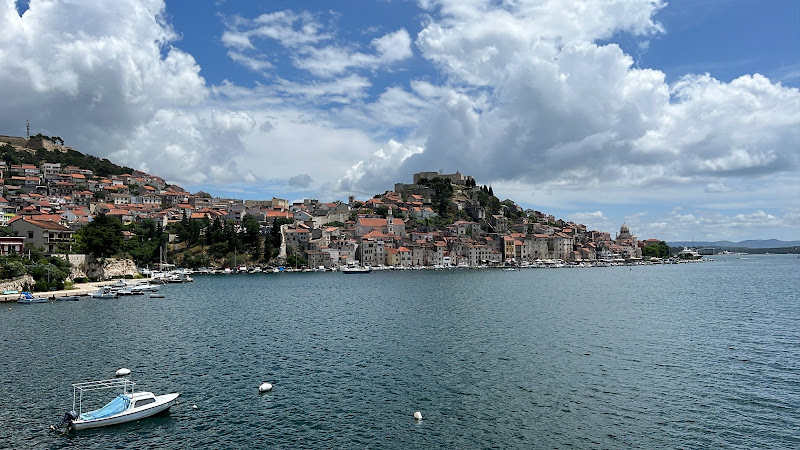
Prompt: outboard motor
<box><xmin>51</xmin><ymin>410</ymin><xmax>78</xmax><ymax>431</ymax></box>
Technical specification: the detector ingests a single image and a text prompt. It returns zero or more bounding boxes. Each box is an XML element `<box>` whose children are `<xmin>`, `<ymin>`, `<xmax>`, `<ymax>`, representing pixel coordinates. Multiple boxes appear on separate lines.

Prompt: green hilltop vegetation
<box><xmin>1</xmin><ymin>134</ymin><xmax>136</xmax><ymax>178</ymax></box>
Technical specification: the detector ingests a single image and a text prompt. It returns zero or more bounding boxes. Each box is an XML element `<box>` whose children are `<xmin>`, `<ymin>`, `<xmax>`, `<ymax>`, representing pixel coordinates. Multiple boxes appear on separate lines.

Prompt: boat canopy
<box><xmin>79</xmin><ymin>394</ymin><xmax>130</xmax><ymax>420</ymax></box>
<box><xmin>71</xmin><ymin>378</ymin><xmax>136</xmax><ymax>415</ymax></box>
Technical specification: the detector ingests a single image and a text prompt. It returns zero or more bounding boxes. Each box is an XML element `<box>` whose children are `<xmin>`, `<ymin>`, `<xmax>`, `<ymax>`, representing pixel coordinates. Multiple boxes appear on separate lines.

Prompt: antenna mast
<box><xmin>26</xmin><ymin>119</ymin><xmax>30</xmax><ymax>140</ymax></box>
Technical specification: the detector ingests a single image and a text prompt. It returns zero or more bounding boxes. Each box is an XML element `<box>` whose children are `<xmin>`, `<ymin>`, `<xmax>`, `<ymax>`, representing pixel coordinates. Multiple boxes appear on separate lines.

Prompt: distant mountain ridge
<box><xmin>668</xmin><ymin>239</ymin><xmax>800</xmax><ymax>249</ymax></box>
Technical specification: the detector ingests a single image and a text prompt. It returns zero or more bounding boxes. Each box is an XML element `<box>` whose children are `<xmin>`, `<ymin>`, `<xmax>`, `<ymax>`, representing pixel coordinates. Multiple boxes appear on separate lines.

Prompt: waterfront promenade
<box><xmin>0</xmin><ymin>281</ymin><xmax>116</xmax><ymax>302</ymax></box>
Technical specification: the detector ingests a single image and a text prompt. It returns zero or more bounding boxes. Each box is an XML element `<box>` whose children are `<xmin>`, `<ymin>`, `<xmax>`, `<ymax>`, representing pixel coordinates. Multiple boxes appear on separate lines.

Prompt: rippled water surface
<box><xmin>2</xmin><ymin>255</ymin><xmax>799</xmax><ymax>448</ymax></box>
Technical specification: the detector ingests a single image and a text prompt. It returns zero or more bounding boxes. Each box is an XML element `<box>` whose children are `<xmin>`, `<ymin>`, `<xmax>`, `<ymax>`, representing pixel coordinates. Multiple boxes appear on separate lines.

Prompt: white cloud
<box><xmin>338</xmin><ymin>0</ymin><xmax>800</xmax><ymax>215</ymax></box>
<box><xmin>337</xmin><ymin>140</ymin><xmax>424</xmax><ymax>195</ymax></box>
<box><xmin>288</xmin><ymin>174</ymin><xmax>313</xmax><ymax>188</ymax></box>
<box><xmin>222</xmin><ymin>10</ymin><xmax>329</xmax><ymax>50</ymax></box>
<box><xmin>221</xmin><ymin>10</ymin><xmax>412</xmax><ymax>78</ymax></box>
<box><xmin>0</xmin><ymin>0</ymin><xmax>208</xmax><ymax>179</ymax></box>
<box><xmin>292</xmin><ymin>29</ymin><xmax>413</xmax><ymax>77</ymax></box>
<box><xmin>227</xmin><ymin>51</ymin><xmax>273</xmax><ymax>73</ymax></box>
<box><xmin>704</xmin><ymin>183</ymin><xmax>731</xmax><ymax>193</ymax></box>
<box><xmin>0</xmin><ymin>0</ymin><xmax>797</xmax><ymax>241</ymax></box>
<box><xmin>566</xmin><ymin>211</ymin><xmax>613</xmax><ymax>232</ymax></box>
<box><xmin>622</xmin><ymin>208</ymin><xmax>799</xmax><ymax>242</ymax></box>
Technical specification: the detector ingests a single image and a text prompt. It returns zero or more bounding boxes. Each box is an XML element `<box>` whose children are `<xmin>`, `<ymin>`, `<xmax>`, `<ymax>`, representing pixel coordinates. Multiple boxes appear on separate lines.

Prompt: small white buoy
<box><xmin>258</xmin><ymin>382</ymin><xmax>273</xmax><ymax>393</ymax></box>
<box><xmin>115</xmin><ymin>368</ymin><xmax>131</xmax><ymax>377</ymax></box>
<box><xmin>413</xmin><ymin>411</ymin><xmax>422</xmax><ymax>421</ymax></box>
<box><xmin>192</xmin><ymin>405</ymin><xmax>198</xmax><ymax>409</ymax></box>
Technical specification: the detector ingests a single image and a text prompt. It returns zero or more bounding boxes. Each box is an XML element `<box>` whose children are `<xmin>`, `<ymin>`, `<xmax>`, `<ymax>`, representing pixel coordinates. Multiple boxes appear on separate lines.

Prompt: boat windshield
<box><xmin>79</xmin><ymin>394</ymin><xmax>130</xmax><ymax>420</ymax></box>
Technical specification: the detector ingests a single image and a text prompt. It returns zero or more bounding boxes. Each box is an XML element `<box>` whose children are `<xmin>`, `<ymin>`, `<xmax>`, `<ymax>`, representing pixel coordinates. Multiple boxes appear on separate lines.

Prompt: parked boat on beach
<box><xmin>52</xmin><ymin>378</ymin><xmax>179</xmax><ymax>431</ymax></box>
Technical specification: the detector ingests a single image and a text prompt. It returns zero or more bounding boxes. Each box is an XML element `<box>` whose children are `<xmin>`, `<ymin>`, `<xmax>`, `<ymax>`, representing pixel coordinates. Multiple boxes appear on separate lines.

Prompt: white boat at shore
<box><xmin>52</xmin><ymin>378</ymin><xmax>179</xmax><ymax>431</ymax></box>
<box><xmin>677</xmin><ymin>247</ymin><xmax>703</xmax><ymax>260</ymax></box>
<box><xmin>17</xmin><ymin>292</ymin><xmax>47</xmax><ymax>304</ymax></box>
<box><xmin>341</xmin><ymin>265</ymin><xmax>372</xmax><ymax>274</ymax></box>
<box><xmin>90</xmin><ymin>288</ymin><xmax>117</xmax><ymax>298</ymax></box>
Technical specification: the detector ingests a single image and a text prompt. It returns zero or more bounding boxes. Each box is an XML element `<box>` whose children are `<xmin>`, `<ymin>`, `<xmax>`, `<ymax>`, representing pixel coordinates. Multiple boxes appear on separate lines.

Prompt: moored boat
<box><xmin>341</xmin><ymin>265</ymin><xmax>372</xmax><ymax>274</ymax></box>
<box><xmin>90</xmin><ymin>288</ymin><xmax>118</xmax><ymax>298</ymax></box>
<box><xmin>52</xmin><ymin>378</ymin><xmax>179</xmax><ymax>431</ymax></box>
<box><xmin>677</xmin><ymin>247</ymin><xmax>703</xmax><ymax>260</ymax></box>
<box><xmin>130</xmin><ymin>283</ymin><xmax>160</xmax><ymax>293</ymax></box>
<box><xmin>17</xmin><ymin>292</ymin><xmax>47</xmax><ymax>303</ymax></box>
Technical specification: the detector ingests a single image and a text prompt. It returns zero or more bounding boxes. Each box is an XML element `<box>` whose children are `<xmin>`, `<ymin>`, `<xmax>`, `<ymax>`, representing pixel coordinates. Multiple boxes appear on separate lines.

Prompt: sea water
<box><xmin>1</xmin><ymin>254</ymin><xmax>798</xmax><ymax>448</ymax></box>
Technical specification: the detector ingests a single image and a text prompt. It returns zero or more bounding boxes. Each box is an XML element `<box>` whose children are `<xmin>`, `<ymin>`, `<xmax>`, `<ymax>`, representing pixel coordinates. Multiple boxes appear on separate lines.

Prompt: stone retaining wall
<box><xmin>54</xmin><ymin>254</ymin><xmax>139</xmax><ymax>280</ymax></box>
<box><xmin>0</xmin><ymin>275</ymin><xmax>35</xmax><ymax>293</ymax></box>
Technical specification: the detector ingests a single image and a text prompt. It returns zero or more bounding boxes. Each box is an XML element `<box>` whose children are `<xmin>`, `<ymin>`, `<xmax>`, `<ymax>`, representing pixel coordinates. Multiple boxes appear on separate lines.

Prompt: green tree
<box><xmin>0</xmin><ymin>256</ymin><xmax>26</xmax><ymax>280</ymax></box>
<box><xmin>75</xmin><ymin>214</ymin><xmax>123</xmax><ymax>257</ymax></box>
<box><xmin>429</xmin><ymin>177</ymin><xmax>455</xmax><ymax>217</ymax></box>
<box><xmin>240</xmin><ymin>214</ymin><xmax>262</xmax><ymax>257</ymax></box>
<box><xmin>263</xmin><ymin>237</ymin><xmax>273</xmax><ymax>262</ymax></box>
<box><xmin>642</xmin><ymin>240</ymin><xmax>670</xmax><ymax>258</ymax></box>
<box><xmin>286</xmin><ymin>253</ymin><xmax>307</xmax><ymax>268</ymax></box>
<box><xmin>172</xmin><ymin>211</ymin><xmax>191</xmax><ymax>244</ymax></box>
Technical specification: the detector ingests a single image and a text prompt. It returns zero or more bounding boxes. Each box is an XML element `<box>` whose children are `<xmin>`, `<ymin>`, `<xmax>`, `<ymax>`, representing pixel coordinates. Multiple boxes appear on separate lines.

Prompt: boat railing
<box><xmin>71</xmin><ymin>378</ymin><xmax>136</xmax><ymax>414</ymax></box>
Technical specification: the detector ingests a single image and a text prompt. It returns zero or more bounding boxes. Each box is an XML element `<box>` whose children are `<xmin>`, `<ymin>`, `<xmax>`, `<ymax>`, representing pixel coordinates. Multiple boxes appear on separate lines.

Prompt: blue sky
<box><xmin>2</xmin><ymin>0</ymin><xmax>799</xmax><ymax>242</ymax></box>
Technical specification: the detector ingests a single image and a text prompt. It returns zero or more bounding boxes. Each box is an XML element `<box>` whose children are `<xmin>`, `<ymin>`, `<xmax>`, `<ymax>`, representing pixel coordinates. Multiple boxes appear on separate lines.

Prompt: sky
<box><xmin>1</xmin><ymin>0</ymin><xmax>799</xmax><ymax>242</ymax></box>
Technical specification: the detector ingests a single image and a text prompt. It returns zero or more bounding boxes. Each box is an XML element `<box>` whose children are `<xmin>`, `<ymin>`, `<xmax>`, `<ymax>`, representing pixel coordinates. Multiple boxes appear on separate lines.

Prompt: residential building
<box><xmin>9</xmin><ymin>217</ymin><xmax>74</xmax><ymax>254</ymax></box>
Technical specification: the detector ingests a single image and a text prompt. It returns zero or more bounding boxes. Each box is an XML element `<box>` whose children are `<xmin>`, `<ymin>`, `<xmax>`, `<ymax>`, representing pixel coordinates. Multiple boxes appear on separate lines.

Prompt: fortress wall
<box><xmin>0</xmin><ymin>135</ymin><xmax>28</xmax><ymax>147</ymax></box>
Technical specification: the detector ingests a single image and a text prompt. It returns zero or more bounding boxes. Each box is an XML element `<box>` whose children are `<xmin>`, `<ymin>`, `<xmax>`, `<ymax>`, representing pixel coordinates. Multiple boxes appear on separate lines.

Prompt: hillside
<box><xmin>0</xmin><ymin>134</ymin><xmax>135</xmax><ymax>178</ymax></box>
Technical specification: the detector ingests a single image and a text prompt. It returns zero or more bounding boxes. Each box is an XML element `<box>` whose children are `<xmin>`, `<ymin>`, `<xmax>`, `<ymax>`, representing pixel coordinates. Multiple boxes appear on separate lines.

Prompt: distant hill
<box><xmin>668</xmin><ymin>239</ymin><xmax>800</xmax><ymax>249</ymax></box>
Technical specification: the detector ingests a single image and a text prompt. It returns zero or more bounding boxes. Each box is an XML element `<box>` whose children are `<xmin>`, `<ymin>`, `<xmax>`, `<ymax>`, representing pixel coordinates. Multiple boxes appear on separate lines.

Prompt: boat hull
<box><xmin>70</xmin><ymin>393</ymin><xmax>179</xmax><ymax>431</ymax></box>
<box><xmin>341</xmin><ymin>268</ymin><xmax>372</xmax><ymax>274</ymax></box>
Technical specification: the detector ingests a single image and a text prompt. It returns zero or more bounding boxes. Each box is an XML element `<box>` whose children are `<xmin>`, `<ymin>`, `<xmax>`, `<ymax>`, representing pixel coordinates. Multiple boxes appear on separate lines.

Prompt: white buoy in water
<box><xmin>259</xmin><ymin>382</ymin><xmax>273</xmax><ymax>393</ymax></box>
<box><xmin>192</xmin><ymin>405</ymin><xmax>198</xmax><ymax>409</ymax></box>
<box><xmin>115</xmin><ymin>368</ymin><xmax>131</xmax><ymax>377</ymax></box>
<box><xmin>413</xmin><ymin>411</ymin><xmax>422</xmax><ymax>421</ymax></box>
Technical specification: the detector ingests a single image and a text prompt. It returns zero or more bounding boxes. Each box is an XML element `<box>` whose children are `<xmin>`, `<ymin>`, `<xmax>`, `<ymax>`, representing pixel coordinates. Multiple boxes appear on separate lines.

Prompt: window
<box><xmin>28</xmin><ymin>232</ymin><xmax>34</xmax><ymax>239</ymax></box>
<box><xmin>133</xmin><ymin>397</ymin><xmax>155</xmax><ymax>408</ymax></box>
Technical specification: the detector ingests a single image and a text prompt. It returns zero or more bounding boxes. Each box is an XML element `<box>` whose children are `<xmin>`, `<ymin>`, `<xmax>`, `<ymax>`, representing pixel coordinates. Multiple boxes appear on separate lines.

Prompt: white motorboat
<box><xmin>341</xmin><ymin>265</ymin><xmax>372</xmax><ymax>274</ymax></box>
<box><xmin>52</xmin><ymin>378</ymin><xmax>179</xmax><ymax>431</ymax></box>
<box><xmin>130</xmin><ymin>283</ymin><xmax>160</xmax><ymax>293</ymax></box>
<box><xmin>17</xmin><ymin>292</ymin><xmax>47</xmax><ymax>303</ymax></box>
<box><xmin>90</xmin><ymin>288</ymin><xmax>117</xmax><ymax>298</ymax></box>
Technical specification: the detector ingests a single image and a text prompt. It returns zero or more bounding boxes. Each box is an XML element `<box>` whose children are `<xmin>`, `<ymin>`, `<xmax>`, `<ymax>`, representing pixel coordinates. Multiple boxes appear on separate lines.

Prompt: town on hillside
<box><xmin>0</xmin><ymin>133</ymin><xmax>667</xmax><ymax>271</ymax></box>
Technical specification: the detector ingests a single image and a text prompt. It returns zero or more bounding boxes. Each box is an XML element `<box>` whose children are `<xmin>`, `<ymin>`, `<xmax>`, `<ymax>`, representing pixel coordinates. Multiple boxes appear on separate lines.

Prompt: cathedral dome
<box><xmin>620</xmin><ymin>223</ymin><xmax>629</xmax><ymax>234</ymax></box>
